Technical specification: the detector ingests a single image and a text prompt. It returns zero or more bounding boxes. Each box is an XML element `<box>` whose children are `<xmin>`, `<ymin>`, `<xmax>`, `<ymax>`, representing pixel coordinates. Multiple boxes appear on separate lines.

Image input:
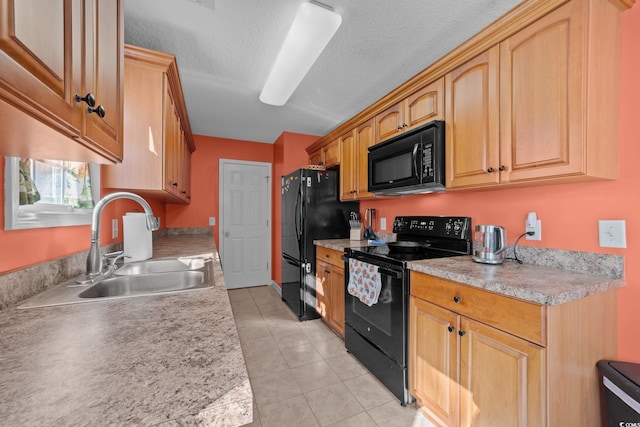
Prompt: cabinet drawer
<box><xmin>317</xmin><ymin>246</ymin><xmax>344</xmax><ymax>268</ymax></box>
<box><xmin>410</xmin><ymin>272</ymin><xmax>546</xmax><ymax>346</ymax></box>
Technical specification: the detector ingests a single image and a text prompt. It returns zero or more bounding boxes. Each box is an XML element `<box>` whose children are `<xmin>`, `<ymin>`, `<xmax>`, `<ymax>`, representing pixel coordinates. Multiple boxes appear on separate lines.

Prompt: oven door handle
<box><xmin>343</xmin><ymin>256</ymin><xmax>403</xmax><ymax>279</ymax></box>
<box><xmin>377</xmin><ymin>267</ymin><xmax>403</xmax><ymax>279</ymax></box>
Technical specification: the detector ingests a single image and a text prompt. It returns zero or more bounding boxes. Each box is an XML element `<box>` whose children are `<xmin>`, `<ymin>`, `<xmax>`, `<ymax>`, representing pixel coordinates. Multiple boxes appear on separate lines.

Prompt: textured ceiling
<box><xmin>124</xmin><ymin>0</ymin><xmax>521</xmax><ymax>143</ymax></box>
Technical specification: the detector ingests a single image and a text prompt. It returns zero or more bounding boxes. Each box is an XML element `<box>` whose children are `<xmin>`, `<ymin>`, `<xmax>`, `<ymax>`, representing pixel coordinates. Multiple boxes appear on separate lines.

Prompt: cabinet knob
<box><xmin>87</xmin><ymin>105</ymin><xmax>105</xmax><ymax>118</ymax></box>
<box><xmin>453</xmin><ymin>296</ymin><xmax>462</xmax><ymax>303</ymax></box>
<box><xmin>396</xmin><ymin>126</ymin><xmax>403</xmax><ymax>130</ymax></box>
<box><xmin>447</xmin><ymin>326</ymin><xmax>455</xmax><ymax>333</ymax></box>
<box><xmin>458</xmin><ymin>330</ymin><xmax>466</xmax><ymax>337</ymax></box>
<box><xmin>402</xmin><ymin>123</ymin><xmax>408</xmax><ymax>128</ymax></box>
<box><xmin>75</xmin><ymin>93</ymin><xmax>96</xmax><ymax>107</ymax></box>
<box><xmin>499</xmin><ymin>165</ymin><xmax>507</xmax><ymax>171</ymax></box>
<box><xmin>487</xmin><ymin>167</ymin><xmax>495</xmax><ymax>173</ymax></box>
<box><xmin>172</xmin><ymin>182</ymin><xmax>178</xmax><ymax>187</ymax></box>
<box><xmin>181</xmin><ymin>190</ymin><xmax>187</xmax><ymax>194</ymax></box>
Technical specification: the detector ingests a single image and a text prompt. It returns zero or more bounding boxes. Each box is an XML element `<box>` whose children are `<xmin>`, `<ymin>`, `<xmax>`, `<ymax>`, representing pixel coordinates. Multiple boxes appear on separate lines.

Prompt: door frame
<box><xmin>218</xmin><ymin>158</ymin><xmax>273</xmax><ymax>286</ymax></box>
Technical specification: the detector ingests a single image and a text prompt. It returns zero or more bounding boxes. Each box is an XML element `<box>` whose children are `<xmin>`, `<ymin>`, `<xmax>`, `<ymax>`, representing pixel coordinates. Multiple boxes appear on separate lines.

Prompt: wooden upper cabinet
<box><xmin>0</xmin><ymin>0</ymin><xmax>123</xmax><ymax>163</ymax></box>
<box><xmin>340</xmin><ymin>119</ymin><xmax>376</xmax><ymax>201</ymax></box>
<box><xmin>447</xmin><ymin>0</ymin><xmax>620</xmax><ymax>190</ymax></box>
<box><xmin>102</xmin><ymin>45</ymin><xmax>194</xmax><ymax>203</ymax></box>
<box><xmin>375</xmin><ymin>78</ymin><xmax>444</xmax><ymax>144</ymax></box>
<box><xmin>340</xmin><ymin>129</ymin><xmax>356</xmax><ymax>199</ymax></box>
<box><xmin>499</xmin><ymin>0</ymin><xmax>591</xmax><ymax>184</ymax></box>
<box><xmin>309</xmin><ymin>149</ymin><xmax>323</xmax><ymax>166</ymax></box>
<box><xmin>80</xmin><ymin>0</ymin><xmax>123</xmax><ymax>159</ymax></box>
<box><xmin>445</xmin><ymin>47</ymin><xmax>501</xmax><ymax>189</ymax></box>
<box><xmin>355</xmin><ymin>120</ymin><xmax>376</xmax><ymax>199</ymax></box>
<box><xmin>309</xmin><ymin>138</ymin><xmax>340</xmax><ymax>167</ymax></box>
<box><xmin>375</xmin><ymin>103</ymin><xmax>403</xmax><ymax>142</ymax></box>
<box><xmin>323</xmin><ymin>138</ymin><xmax>340</xmax><ymax>167</ymax></box>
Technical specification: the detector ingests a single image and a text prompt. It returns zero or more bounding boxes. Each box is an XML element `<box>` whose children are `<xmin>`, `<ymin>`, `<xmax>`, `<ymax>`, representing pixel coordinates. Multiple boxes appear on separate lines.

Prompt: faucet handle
<box><xmin>103</xmin><ymin>251</ymin><xmax>131</xmax><ymax>267</ymax></box>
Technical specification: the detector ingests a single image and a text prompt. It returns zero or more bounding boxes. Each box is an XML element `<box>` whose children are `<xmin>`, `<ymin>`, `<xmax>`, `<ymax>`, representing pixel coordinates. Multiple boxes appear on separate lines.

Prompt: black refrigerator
<box><xmin>281</xmin><ymin>168</ymin><xmax>358</xmax><ymax>321</ymax></box>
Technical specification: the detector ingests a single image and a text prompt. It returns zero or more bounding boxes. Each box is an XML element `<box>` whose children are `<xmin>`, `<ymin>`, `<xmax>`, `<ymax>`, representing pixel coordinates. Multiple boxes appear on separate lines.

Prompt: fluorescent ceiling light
<box><xmin>259</xmin><ymin>2</ymin><xmax>342</xmax><ymax>106</ymax></box>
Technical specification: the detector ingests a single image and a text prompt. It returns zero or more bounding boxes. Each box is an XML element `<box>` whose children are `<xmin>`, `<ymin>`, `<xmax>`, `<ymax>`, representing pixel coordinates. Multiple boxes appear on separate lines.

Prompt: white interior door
<box><xmin>219</xmin><ymin>160</ymin><xmax>272</xmax><ymax>289</ymax></box>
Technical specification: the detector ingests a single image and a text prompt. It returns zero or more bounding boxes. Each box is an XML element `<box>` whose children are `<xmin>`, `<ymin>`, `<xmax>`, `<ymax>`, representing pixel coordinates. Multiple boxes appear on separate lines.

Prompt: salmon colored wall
<box><xmin>272</xmin><ymin>132</ymin><xmax>320</xmax><ymax>285</ymax></box>
<box><xmin>359</xmin><ymin>3</ymin><xmax>640</xmax><ymax>362</ymax></box>
<box><xmin>166</xmin><ymin>135</ymin><xmax>274</xmax><ymax>249</ymax></box>
<box><xmin>0</xmin><ymin>157</ymin><xmax>166</xmax><ymax>274</ymax></box>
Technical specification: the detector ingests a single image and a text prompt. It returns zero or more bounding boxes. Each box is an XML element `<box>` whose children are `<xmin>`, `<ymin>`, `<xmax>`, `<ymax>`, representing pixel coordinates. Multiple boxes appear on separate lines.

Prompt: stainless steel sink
<box><xmin>114</xmin><ymin>258</ymin><xmax>204</xmax><ymax>275</ymax></box>
<box><xmin>17</xmin><ymin>256</ymin><xmax>214</xmax><ymax>309</ymax></box>
<box><xmin>79</xmin><ymin>270</ymin><xmax>206</xmax><ymax>298</ymax></box>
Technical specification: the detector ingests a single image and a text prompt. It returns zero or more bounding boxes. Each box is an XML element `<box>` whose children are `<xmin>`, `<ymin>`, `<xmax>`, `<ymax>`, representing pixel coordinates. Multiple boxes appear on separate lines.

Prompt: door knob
<box><xmin>224</xmin><ymin>231</ymin><xmax>230</xmax><ymax>237</ymax></box>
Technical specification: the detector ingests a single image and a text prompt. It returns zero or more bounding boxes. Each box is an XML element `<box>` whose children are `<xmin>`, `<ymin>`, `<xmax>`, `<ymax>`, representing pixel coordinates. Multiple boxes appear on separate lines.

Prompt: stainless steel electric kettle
<box><xmin>472</xmin><ymin>224</ymin><xmax>507</xmax><ymax>264</ymax></box>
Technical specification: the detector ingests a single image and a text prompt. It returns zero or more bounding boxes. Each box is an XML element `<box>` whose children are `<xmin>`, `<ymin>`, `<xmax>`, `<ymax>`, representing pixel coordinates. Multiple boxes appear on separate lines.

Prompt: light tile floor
<box><xmin>228</xmin><ymin>285</ymin><xmax>435</xmax><ymax>427</ymax></box>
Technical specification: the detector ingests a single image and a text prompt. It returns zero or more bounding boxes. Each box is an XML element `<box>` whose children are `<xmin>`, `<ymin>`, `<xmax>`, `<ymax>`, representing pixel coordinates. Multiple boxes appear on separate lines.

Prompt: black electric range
<box><xmin>343</xmin><ymin>216</ymin><xmax>472</xmax><ymax>406</ymax></box>
<box><xmin>347</xmin><ymin>216</ymin><xmax>473</xmax><ymax>265</ymax></box>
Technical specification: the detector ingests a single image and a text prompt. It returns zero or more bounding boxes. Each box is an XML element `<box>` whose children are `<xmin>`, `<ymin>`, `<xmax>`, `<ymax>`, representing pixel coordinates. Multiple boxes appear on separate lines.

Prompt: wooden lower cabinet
<box><xmin>410</xmin><ymin>271</ymin><xmax>616</xmax><ymax>427</ymax></box>
<box><xmin>316</xmin><ymin>246</ymin><xmax>345</xmax><ymax>338</ymax></box>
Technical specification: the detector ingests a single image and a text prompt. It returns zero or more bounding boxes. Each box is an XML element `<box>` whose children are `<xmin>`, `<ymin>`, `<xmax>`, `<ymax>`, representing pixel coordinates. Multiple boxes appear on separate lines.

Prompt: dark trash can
<box><xmin>597</xmin><ymin>360</ymin><xmax>640</xmax><ymax>427</ymax></box>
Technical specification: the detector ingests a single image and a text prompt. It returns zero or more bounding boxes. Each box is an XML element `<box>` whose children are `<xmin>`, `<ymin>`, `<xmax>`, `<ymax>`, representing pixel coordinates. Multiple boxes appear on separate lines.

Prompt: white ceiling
<box><xmin>124</xmin><ymin>0</ymin><xmax>521</xmax><ymax>144</ymax></box>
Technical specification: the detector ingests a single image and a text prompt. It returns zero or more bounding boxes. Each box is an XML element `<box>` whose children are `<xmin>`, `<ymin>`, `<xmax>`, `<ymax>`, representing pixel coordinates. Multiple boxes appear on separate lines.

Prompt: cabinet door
<box><xmin>340</xmin><ymin>130</ymin><xmax>356</xmax><ymax>200</ymax></box>
<box><xmin>405</xmin><ymin>78</ymin><xmax>444</xmax><ymax>130</ymax></box>
<box><xmin>163</xmin><ymin>80</ymin><xmax>178</xmax><ymax>195</ymax></box>
<box><xmin>323</xmin><ymin>139</ymin><xmax>340</xmax><ymax>167</ymax></box>
<box><xmin>328</xmin><ymin>265</ymin><xmax>345</xmax><ymax>338</ymax></box>
<box><xmin>355</xmin><ymin>120</ymin><xmax>375</xmax><ymax>199</ymax></box>
<box><xmin>309</xmin><ymin>149</ymin><xmax>323</xmax><ymax>166</ymax></box>
<box><xmin>80</xmin><ymin>0</ymin><xmax>123</xmax><ymax>160</ymax></box>
<box><xmin>375</xmin><ymin>102</ymin><xmax>403</xmax><ymax>143</ymax></box>
<box><xmin>410</xmin><ymin>297</ymin><xmax>459</xmax><ymax>427</ymax></box>
<box><xmin>499</xmin><ymin>1</ymin><xmax>584</xmax><ymax>183</ymax></box>
<box><xmin>445</xmin><ymin>46</ymin><xmax>500</xmax><ymax>189</ymax></box>
<box><xmin>316</xmin><ymin>259</ymin><xmax>329</xmax><ymax>319</ymax></box>
<box><xmin>458</xmin><ymin>318</ymin><xmax>545</xmax><ymax>427</ymax></box>
<box><xmin>0</xmin><ymin>0</ymin><xmax>82</xmax><ymax>135</ymax></box>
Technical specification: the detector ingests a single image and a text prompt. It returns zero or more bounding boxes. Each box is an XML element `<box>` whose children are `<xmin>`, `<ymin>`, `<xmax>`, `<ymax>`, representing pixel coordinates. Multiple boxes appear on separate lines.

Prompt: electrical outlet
<box><xmin>112</xmin><ymin>219</ymin><xmax>118</xmax><ymax>239</ymax></box>
<box><xmin>380</xmin><ymin>217</ymin><xmax>387</xmax><ymax>230</ymax></box>
<box><xmin>598</xmin><ymin>220</ymin><xmax>626</xmax><ymax>248</ymax></box>
<box><xmin>209</xmin><ymin>217</ymin><xmax>216</xmax><ymax>226</ymax></box>
<box><xmin>525</xmin><ymin>212</ymin><xmax>542</xmax><ymax>240</ymax></box>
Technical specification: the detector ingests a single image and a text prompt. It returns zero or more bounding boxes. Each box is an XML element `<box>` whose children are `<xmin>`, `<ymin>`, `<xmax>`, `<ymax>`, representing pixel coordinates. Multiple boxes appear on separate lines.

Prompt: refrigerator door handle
<box><xmin>283</xmin><ymin>253</ymin><xmax>302</xmax><ymax>267</ymax></box>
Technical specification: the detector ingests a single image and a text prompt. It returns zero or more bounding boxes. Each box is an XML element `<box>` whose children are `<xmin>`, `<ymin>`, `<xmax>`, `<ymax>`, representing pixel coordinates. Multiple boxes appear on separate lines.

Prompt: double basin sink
<box><xmin>18</xmin><ymin>256</ymin><xmax>214</xmax><ymax>309</ymax></box>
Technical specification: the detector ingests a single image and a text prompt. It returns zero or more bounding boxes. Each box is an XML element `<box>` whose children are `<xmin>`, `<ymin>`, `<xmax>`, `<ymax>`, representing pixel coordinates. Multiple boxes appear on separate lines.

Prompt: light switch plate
<box><xmin>380</xmin><ymin>217</ymin><xmax>387</xmax><ymax>230</ymax></box>
<box><xmin>209</xmin><ymin>217</ymin><xmax>216</xmax><ymax>226</ymax></box>
<box><xmin>112</xmin><ymin>219</ymin><xmax>118</xmax><ymax>239</ymax></box>
<box><xmin>598</xmin><ymin>220</ymin><xmax>626</xmax><ymax>248</ymax></box>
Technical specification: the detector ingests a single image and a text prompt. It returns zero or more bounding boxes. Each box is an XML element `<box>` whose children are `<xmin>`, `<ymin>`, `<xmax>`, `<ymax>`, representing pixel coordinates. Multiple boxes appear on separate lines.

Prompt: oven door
<box><xmin>344</xmin><ymin>256</ymin><xmax>407</xmax><ymax>365</ymax></box>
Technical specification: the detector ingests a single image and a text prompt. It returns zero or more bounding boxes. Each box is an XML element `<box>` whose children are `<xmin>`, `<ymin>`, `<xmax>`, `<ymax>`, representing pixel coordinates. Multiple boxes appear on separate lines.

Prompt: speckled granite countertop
<box><xmin>0</xmin><ymin>233</ymin><xmax>252</xmax><ymax>426</ymax></box>
<box><xmin>315</xmin><ymin>239</ymin><xmax>623</xmax><ymax>306</ymax></box>
<box><xmin>407</xmin><ymin>255</ymin><xmax>623</xmax><ymax>305</ymax></box>
<box><xmin>314</xmin><ymin>239</ymin><xmax>384</xmax><ymax>251</ymax></box>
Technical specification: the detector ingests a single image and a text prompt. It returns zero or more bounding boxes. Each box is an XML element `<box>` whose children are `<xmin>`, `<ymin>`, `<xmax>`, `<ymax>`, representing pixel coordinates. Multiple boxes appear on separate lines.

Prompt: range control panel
<box><xmin>393</xmin><ymin>216</ymin><xmax>472</xmax><ymax>240</ymax></box>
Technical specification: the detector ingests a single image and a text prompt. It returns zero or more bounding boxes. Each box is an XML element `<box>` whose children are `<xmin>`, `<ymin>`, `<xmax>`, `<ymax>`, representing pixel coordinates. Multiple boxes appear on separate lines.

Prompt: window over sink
<box><xmin>4</xmin><ymin>157</ymin><xmax>100</xmax><ymax>230</ymax></box>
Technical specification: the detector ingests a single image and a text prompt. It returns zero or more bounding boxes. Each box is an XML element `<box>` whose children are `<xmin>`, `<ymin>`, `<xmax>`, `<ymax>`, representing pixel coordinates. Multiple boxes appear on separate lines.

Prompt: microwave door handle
<box><xmin>412</xmin><ymin>142</ymin><xmax>420</xmax><ymax>179</ymax></box>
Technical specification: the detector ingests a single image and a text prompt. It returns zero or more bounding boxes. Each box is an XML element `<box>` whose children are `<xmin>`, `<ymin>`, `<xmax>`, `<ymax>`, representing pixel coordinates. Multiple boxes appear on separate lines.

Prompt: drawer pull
<box><xmin>458</xmin><ymin>330</ymin><xmax>466</xmax><ymax>337</ymax></box>
<box><xmin>453</xmin><ymin>296</ymin><xmax>462</xmax><ymax>303</ymax></box>
<box><xmin>448</xmin><ymin>326</ymin><xmax>455</xmax><ymax>333</ymax></box>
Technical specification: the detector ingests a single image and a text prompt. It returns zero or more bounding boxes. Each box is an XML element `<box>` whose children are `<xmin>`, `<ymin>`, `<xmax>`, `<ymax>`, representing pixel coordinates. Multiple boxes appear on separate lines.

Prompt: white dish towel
<box><xmin>347</xmin><ymin>258</ymin><xmax>382</xmax><ymax>307</ymax></box>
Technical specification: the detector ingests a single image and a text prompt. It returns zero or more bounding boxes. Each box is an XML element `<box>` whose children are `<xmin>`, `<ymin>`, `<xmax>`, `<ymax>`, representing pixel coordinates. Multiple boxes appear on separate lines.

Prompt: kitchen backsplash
<box><xmin>505</xmin><ymin>245</ymin><xmax>623</xmax><ymax>277</ymax></box>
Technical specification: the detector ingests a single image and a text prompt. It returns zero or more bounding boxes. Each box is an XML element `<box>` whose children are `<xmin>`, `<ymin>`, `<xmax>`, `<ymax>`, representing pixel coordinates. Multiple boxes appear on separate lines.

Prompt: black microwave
<box><xmin>368</xmin><ymin>120</ymin><xmax>445</xmax><ymax>195</ymax></box>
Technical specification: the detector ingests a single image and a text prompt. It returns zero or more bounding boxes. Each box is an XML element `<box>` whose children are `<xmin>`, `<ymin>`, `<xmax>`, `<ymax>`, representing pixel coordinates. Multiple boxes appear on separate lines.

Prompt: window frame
<box><xmin>4</xmin><ymin>157</ymin><xmax>100</xmax><ymax>230</ymax></box>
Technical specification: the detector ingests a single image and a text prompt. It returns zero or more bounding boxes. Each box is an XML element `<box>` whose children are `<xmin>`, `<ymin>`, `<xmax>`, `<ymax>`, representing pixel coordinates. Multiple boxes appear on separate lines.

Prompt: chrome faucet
<box><xmin>86</xmin><ymin>192</ymin><xmax>159</xmax><ymax>276</ymax></box>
